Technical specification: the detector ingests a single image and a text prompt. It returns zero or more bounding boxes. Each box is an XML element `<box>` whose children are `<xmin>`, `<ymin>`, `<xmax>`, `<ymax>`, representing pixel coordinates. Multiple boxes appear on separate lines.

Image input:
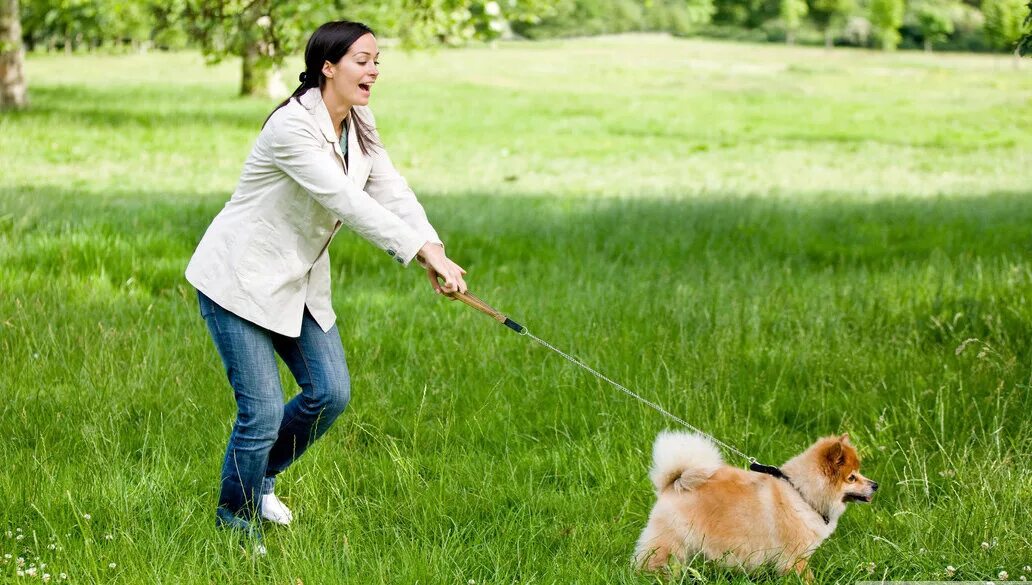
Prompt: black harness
<box><xmin>749</xmin><ymin>461</ymin><xmax>830</xmax><ymax>525</ymax></box>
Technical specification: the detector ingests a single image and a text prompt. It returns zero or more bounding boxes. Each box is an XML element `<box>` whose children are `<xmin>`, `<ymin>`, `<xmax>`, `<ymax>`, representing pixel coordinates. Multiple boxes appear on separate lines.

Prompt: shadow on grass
<box><xmin>3</xmin><ymin>84</ymin><xmax>270</xmax><ymax>130</ymax></box>
<box><xmin>3</xmin><ymin>184</ymin><xmax>1031</xmax><ymax>284</ymax></box>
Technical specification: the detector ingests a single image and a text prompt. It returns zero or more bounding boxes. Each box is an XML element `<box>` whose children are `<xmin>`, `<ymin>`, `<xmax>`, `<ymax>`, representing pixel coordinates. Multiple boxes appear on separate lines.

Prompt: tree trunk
<box><xmin>786</xmin><ymin>29</ymin><xmax>796</xmax><ymax>45</ymax></box>
<box><xmin>241</xmin><ymin>41</ymin><xmax>271</xmax><ymax>97</ymax></box>
<box><xmin>924</xmin><ymin>38</ymin><xmax>932</xmax><ymax>52</ymax></box>
<box><xmin>0</xmin><ymin>0</ymin><xmax>28</xmax><ymax>110</ymax></box>
<box><xmin>824</xmin><ymin>28</ymin><xmax>833</xmax><ymax>48</ymax></box>
<box><xmin>240</xmin><ymin>33</ymin><xmax>286</xmax><ymax>97</ymax></box>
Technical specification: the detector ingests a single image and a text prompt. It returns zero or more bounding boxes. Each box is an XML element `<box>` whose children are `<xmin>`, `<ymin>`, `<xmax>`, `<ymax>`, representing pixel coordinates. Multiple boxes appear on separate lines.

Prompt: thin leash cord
<box><xmin>520</xmin><ymin>329</ymin><xmax>755</xmax><ymax>465</ymax></box>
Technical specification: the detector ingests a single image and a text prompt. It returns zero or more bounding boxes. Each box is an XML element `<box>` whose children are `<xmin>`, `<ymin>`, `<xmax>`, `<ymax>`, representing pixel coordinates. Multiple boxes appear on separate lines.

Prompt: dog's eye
<box><xmin>847</xmin><ymin>474</ymin><xmax>856</xmax><ymax>482</ymax></box>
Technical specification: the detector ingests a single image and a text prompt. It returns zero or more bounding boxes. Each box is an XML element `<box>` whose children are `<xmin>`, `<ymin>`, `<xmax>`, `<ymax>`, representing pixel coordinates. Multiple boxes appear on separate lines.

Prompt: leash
<box><xmin>446</xmin><ymin>289</ymin><xmax>760</xmax><ymax>467</ymax></box>
<box><xmin>445</xmin><ymin>290</ymin><xmax>831</xmax><ymax>521</ymax></box>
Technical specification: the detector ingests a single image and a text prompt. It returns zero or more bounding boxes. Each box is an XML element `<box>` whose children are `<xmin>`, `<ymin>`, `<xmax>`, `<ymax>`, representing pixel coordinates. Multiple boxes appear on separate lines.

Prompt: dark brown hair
<box><xmin>263</xmin><ymin>20</ymin><xmax>380</xmax><ymax>156</ymax></box>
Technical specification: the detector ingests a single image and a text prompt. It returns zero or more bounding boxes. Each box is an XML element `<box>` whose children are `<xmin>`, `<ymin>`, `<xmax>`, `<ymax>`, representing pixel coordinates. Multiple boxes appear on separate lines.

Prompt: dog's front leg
<box><xmin>791</xmin><ymin>558</ymin><xmax>814</xmax><ymax>584</ymax></box>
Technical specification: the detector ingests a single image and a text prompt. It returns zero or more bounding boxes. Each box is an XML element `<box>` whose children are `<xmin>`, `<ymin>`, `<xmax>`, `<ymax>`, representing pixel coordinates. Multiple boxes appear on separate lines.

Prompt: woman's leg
<box><xmin>198</xmin><ymin>291</ymin><xmax>285</xmax><ymax>522</ymax></box>
<box><xmin>263</xmin><ymin>307</ymin><xmax>351</xmax><ymax>489</ymax></box>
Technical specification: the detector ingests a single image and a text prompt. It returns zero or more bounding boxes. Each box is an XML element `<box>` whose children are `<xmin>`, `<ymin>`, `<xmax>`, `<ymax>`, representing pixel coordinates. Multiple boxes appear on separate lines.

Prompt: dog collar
<box><xmin>749</xmin><ymin>462</ymin><xmax>830</xmax><ymax>525</ymax></box>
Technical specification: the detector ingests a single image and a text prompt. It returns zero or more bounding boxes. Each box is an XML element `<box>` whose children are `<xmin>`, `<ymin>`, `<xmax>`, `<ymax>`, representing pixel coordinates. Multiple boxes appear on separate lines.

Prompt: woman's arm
<box><xmin>268</xmin><ymin>116</ymin><xmax>427</xmax><ymax>266</ymax></box>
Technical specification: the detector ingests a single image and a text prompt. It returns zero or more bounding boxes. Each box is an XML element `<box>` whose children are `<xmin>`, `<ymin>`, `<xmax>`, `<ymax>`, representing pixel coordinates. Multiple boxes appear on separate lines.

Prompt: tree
<box><xmin>982</xmin><ymin>0</ymin><xmax>1028</xmax><ymax>53</ymax></box>
<box><xmin>1</xmin><ymin>0</ymin><xmax>27</xmax><ymax>110</ymax></box>
<box><xmin>810</xmin><ymin>0</ymin><xmax>855</xmax><ymax>47</ymax></box>
<box><xmin>912</xmin><ymin>0</ymin><xmax>955</xmax><ymax>50</ymax></box>
<box><xmin>870</xmin><ymin>0</ymin><xmax>905</xmax><ymax>49</ymax></box>
<box><xmin>1019</xmin><ymin>0</ymin><xmax>1031</xmax><ymax>54</ymax></box>
<box><xmin>780</xmin><ymin>0</ymin><xmax>809</xmax><ymax>43</ymax></box>
<box><xmin>182</xmin><ymin>0</ymin><xmax>561</xmax><ymax>97</ymax></box>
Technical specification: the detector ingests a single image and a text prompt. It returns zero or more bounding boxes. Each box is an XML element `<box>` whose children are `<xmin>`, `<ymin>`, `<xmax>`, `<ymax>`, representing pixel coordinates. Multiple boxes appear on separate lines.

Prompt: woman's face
<box><xmin>322</xmin><ymin>33</ymin><xmax>379</xmax><ymax>108</ymax></box>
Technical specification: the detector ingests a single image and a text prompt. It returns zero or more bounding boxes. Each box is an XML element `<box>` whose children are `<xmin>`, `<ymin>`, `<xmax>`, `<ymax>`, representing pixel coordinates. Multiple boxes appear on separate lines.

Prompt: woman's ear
<box><xmin>322</xmin><ymin>60</ymin><xmax>334</xmax><ymax>79</ymax></box>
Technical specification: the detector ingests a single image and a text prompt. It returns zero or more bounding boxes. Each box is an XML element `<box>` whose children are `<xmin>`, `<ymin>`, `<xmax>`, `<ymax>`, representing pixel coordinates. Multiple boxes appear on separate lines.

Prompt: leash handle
<box><xmin>446</xmin><ymin>290</ymin><xmax>526</xmax><ymax>334</ymax></box>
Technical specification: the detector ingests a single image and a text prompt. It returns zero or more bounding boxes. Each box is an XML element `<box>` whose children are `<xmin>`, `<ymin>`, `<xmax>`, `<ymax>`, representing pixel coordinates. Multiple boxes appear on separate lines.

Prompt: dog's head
<box><xmin>812</xmin><ymin>434</ymin><xmax>878</xmax><ymax>505</ymax></box>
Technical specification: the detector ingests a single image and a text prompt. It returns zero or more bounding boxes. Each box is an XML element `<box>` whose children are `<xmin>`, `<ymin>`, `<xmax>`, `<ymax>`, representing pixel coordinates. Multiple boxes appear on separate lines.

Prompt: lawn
<box><xmin>0</xmin><ymin>35</ymin><xmax>1030</xmax><ymax>584</ymax></box>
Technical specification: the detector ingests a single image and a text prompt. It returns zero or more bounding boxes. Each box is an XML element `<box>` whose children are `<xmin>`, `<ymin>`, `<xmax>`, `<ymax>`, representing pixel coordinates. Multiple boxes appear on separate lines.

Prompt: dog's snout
<box><xmin>870</xmin><ymin>481</ymin><xmax>879</xmax><ymax>491</ymax></box>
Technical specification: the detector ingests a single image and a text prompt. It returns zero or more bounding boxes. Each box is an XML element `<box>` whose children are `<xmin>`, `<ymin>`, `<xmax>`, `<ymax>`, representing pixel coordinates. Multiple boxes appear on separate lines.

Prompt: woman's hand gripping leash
<box><xmin>418</xmin><ymin>242</ymin><xmax>468</xmax><ymax>296</ymax></box>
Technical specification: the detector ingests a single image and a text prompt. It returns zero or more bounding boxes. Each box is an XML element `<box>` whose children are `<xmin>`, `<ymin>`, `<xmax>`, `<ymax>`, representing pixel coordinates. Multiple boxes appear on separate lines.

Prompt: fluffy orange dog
<box><xmin>633</xmin><ymin>432</ymin><xmax>877</xmax><ymax>580</ymax></box>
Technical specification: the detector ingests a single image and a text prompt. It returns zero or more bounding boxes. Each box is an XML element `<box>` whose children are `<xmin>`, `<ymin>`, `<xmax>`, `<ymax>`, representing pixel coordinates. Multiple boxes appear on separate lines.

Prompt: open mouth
<box><xmin>358</xmin><ymin>83</ymin><xmax>371</xmax><ymax>92</ymax></box>
<box><xmin>843</xmin><ymin>494</ymin><xmax>872</xmax><ymax>503</ymax></box>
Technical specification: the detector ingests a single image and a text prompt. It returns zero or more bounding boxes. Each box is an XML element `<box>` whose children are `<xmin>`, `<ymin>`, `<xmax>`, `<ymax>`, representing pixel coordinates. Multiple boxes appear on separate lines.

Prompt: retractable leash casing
<box><xmin>445</xmin><ymin>289</ymin><xmax>779</xmax><ymax>472</ymax></box>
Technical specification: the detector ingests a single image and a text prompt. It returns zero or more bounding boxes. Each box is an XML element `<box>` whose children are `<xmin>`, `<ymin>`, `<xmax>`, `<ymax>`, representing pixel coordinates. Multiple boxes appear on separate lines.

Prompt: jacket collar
<box><xmin>299</xmin><ymin>87</ymin><xmax>341</xmax><ymax>144</ymax></box>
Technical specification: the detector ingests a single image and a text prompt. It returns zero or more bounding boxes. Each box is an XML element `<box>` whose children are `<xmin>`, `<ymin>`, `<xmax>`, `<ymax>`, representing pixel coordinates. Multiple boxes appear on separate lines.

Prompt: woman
<box><xmin>185</xmin><ymin>20</ymin><xmax>467</xmax><ymax>544</ymax></box>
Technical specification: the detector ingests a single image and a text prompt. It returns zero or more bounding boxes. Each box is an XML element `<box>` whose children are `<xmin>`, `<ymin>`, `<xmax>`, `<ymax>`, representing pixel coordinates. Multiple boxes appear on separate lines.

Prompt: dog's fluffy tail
<box><xmin>649</xmin><ymin>431</ymin><xmax>724</xmax><ymax>493</ymax></box>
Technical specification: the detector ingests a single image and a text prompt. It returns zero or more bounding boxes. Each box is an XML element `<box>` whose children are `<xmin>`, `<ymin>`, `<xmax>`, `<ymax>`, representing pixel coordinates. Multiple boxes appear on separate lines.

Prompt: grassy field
<box><xmin>1</xmin><ymin>35</ymin><xmax>1031</xmax><ymax>584</ymax></box>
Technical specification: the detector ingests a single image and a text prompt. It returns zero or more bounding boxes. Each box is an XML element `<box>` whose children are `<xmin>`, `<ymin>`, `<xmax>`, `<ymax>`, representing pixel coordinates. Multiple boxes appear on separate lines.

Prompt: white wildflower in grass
<box><xmin>15</xmin><ymin>534</ymin><xmax>23</xmax><ymax>540</ymax></box>
<box><xmin>82</xmin><ymin>514</ymin><xmax>91</xmax><ymax>521</ymax></box>
<box><xmin>16</xmin><ymin>569</ymin><xmax>24</xmax><ymax>577</ymax></box>
<box><xmin>26</xmin><ymin>566</ymin><xmax>37</xmax><ymax>577</ymax></box>
<box><xmin>865</xmin><ymin>562</ymin><xmax>876</xmax><ymax>574</ymax></box>
<box><xmin>946</xmin><ymin>565</ymin><xmax>956</xmax><ymax>577</ymax></box>
<box><xmin>59</xmin><ymin>573</ymin><xmax>67</xmax><ymax>580</ymax></box>
<box><xmin>982</xmin><ymin>541</ymin><xmax>991</xmax><ymax>550</ymax></box>
<box><xmin>42</xmin><ymin>574</ymin><xmax>51</xmax><ymax>583</ymax></box>
<box><xmin>1020</xmin><ymin>576</ymin><xmax>1026</xmax><ymax>581</ymax></box>
<box><xmin>16</xmin><ymin>557</ymin><xmax>25</xmax><ymax>567</ymax></box>
<box><xmin>108</xmin><ymin>562</ymin><xmax>116</xmax><ymax>569</ymax></box>
<box><xmin>4</xmin><ymin>553</ymin><xmax>10</xmax><ymax>559</ymax></box>
<box><xmin>16</xmin><ymin>528</ymin><xmax>21</xmax><ymax>533</ymax></box>
<box><xmin>1024</xmin><ymin>566</ymin><xmax>1031</xmax><ymax>573</ymax></box>
<box><xmin>104</xmin><ymin>533</ymin><xmax>113</xmax><ymax>541</ymax></box>
<box><xmin>1000</xmin><ymin>572</ymin><xmax>1009</xmax><ymax>580</ymax></box>
<box><xmin>469</xmin><ymin>580</ymin><xmax>477</xmax><ymax>585</ymax></box>
<box><xmin>40</xmin><ymin>563</ymin><xmax>46</xmax><ymax>569</ymax></box>
<box><xmin>4</xmin><ymin>530</ymin><xmax>11</xmax><ymax>537</ymax></box>
<box><xmin>47</xmin><ymin>544</ymin><xmax>56</xmax><ymax>550</ymax></box>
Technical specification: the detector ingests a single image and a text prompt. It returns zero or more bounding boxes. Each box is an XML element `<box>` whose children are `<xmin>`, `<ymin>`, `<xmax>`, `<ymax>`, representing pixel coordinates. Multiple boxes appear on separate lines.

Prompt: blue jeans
<box><xmin>197</xmin><ymin>290</ymin><xmax>351</xmax><ymax>523</ymax></box>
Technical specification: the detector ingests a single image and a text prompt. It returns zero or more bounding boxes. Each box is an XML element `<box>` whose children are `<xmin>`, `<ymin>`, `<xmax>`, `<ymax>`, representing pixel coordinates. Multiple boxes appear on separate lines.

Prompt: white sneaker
<box><xmin>260</xmin><ymin>493</ymin><xmax>293</xmax><ymax>526</ymax></box>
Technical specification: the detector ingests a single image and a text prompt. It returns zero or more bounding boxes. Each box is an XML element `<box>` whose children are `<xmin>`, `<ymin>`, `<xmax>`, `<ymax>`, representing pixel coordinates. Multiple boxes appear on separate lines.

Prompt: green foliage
<box><xmin>911</xmin><ymin>0</ymin><xmax>956</xmax><ymax>49</ymax></box>
<box><xmin>982</xmin><ymin>0</ymin><xmax>1029</xmax><ymax>50</ymax></box>
<box><xmin>713</xmin><ymin>0</ymin><xmax>778</xmax><ymax>27</ymax></box>
<box><xmin>512</xmin><ymin>0</ymin><xmax>715</xmax><ymax>39</ymax></box>
<box><xmin>1020</xmin><ymin>0</ymin><xmax>1032</xmax><ymax>53</ymax></box>
<box><xmin>780</xmin><ymin>0</ymin><xmax>810</xmax><ymax>38</ymax></box>
<box><xmin>870</xmin><ymin>0</ymin><xmax>905</xmax><ymax>48</ymax></box>
<box><xmin>389</xmin><ymin>0</ymin><xmax>563</xmax><ymax>45</ymax></box>
<box><xmin>810</xmin><ymin>0</ymin><xmax>855</xmax><ymax>34</ymax></box>
<box><xmin>19</xmin><ymin>0</ymin><xmax>157</xmax><ymax>50</ymax></box>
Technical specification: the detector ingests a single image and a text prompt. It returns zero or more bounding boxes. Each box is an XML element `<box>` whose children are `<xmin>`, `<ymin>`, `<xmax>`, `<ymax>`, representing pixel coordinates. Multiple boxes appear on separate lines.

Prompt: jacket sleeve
<box><xmin>359</xmin><ymin>109</ymin><xmax>443</xmax><ymax>247</ymax></box>
<box><xmin>268</xmin><ymin>115</ymin><xmax>427</xmax><ymax>266</ymax></box>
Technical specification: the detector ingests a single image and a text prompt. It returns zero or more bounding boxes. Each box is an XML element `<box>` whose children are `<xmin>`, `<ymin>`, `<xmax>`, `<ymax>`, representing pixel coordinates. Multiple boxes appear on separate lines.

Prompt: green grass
<box><xmin>1</xmin><ymin>35</ymin><xmax>1031</xmax><ymax>584</ymax></box>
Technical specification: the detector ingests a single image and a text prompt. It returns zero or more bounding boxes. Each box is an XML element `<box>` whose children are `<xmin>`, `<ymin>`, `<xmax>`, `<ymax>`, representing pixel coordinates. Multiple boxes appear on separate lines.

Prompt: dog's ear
<box><xmin>820</xmin><ymin>439</ymin><xmax>846</xmax><ymax>477</ymax></box>
<box><xmin>839</xmin><ymin>433</ymin><xmax>851</xmax><ymax>445</ymax></box>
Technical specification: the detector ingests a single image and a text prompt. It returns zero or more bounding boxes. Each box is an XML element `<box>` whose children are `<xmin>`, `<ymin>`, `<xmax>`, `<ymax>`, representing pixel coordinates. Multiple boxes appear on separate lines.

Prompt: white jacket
<box><xmin>185</xmin><ymin>87</ymin><xmax>441</xmax><ymax>337</ymax></box>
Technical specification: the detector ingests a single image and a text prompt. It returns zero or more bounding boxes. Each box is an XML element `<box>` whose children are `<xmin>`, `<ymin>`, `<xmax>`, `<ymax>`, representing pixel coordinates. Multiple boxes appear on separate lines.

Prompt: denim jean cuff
<box><xmin>261</xmin><ymin>476</ymin><xmax>276</xmax><ymax>496</ymax></box>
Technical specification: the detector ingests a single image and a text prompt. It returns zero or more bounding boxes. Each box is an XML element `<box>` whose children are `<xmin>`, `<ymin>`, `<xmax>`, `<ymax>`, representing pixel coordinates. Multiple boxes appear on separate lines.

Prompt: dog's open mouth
<box><xmin>843</xmin><ymin>493</ymin><xmax>872</xmax><ymax>503</ymax></box>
